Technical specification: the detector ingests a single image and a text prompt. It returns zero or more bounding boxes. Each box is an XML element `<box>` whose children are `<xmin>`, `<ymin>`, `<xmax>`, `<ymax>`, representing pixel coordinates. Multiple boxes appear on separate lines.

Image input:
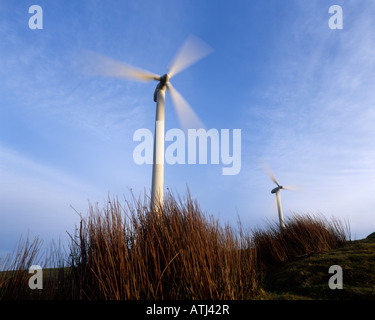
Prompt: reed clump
<box><xmin>68</xmin><ymin>191</ymin><xmax>259</xmax><ymax>299</ymax></box>
<box><xmin>253</xmin><ymin>213</ymin><xmax>349</xmax><ymax>271</ymax></box>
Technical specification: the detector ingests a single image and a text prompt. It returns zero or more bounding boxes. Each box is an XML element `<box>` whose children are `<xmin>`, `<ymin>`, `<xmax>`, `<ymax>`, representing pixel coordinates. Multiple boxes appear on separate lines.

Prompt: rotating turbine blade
<box><xmin>262</xmin><ymin>163</ymin><xmax>280</xmax><ymax>187</ymax></box>
<box><xmin>75</xmin><ymin>50</ymin><xmax>160</xmax><ymax>82</ymax></box>
<box><xmin>283</xmin><ymin>185</ymin><xmax>300</xmax><ymax>192</ymax></box>
<box><xmin>167</xmin><ymin>82</ymin><xmax>205</xmax><ymax>131</ymax></box>
<box><xmin>168</xmin><ymin>34</ymin><xmax>213</xmax><ymax>78</ymax></box>
<box><xmin>283</xmin><ymin>185</ymin><xmax>295</xmax><ymax>191</ymax></box>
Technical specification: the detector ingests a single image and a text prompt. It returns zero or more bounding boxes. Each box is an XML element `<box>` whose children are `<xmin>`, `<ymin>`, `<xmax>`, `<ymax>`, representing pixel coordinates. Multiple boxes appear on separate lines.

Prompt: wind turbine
<box><xmin>76</xmin><ymin>35</ymin><xmax>213</xmax><ymax>209</ymax></box>
<box><xmin>263</xmin><ymin>165</ymin><xmax>296</xmax><ymax>230</ymax></box>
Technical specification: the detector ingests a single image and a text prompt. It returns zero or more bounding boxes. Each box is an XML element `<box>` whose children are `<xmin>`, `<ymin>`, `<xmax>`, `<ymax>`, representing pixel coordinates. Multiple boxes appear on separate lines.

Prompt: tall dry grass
<box><xmin>0</xmin><ymin>235</ymin><xmax>42</xmax><ymax>299</ymax></box>
<box><xmin>0</xmin><ymin>191</ymin><xmax>350</xmax><ymax>300</ymax></box>
<box><xmin>68</xmin><ymin>191</ymin><xmax>259</xmax><ymax>299</ymax></box>
<box><xmin>0</xmin><ymin>236</ymin><xmax>71</xmax><ymax>300</ymax></box>
<box><xmin>253</xmin><ymin>213</ymin><xmax>349</xmax><ymax>271</ymax></box>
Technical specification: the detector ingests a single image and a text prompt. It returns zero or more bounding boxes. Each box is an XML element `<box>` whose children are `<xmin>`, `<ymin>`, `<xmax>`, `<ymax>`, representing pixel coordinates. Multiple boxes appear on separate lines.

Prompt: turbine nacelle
<box><xmin>153</xmin><ymin>73</ymin><xmax>170</xmax><ymax>102</ymax></box>
<box><xmin>271</xmin><ymin>186</ymin><xmax>283</xmax><ymax>194</ymax></box>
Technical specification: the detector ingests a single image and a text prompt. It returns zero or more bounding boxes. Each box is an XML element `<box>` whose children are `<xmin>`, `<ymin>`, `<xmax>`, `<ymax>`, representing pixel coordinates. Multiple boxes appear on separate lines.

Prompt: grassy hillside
<box><xmin>257</xmin><ymin>232</ymin><xmax>375</xmax><ymax>300</ymax></box>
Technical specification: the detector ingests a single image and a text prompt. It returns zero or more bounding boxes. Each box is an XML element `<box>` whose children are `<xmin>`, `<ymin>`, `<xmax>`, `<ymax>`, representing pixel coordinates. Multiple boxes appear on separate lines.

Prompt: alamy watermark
<box><xmin>329</xmin><ymin>5</ymin><xmax>343</xmax><ymax>30</ymax></box>
<box><xmin>133</xmin><ymin>125</ymin><xmax>241</xmax><ymax>176</ymax></box>
<box><xmin>27</xmin><ymin>4</ymin><xmax>343</xmax><ymax>31</ymax></box>
<box><xmin>328</xmin><ymin>265</ymin><xmax>343</xmax><ymax>290</ymax></box>
<box><xmin>28</xmin><ymin>5</ymin><xmax>43</xmax><ymax>30</ymax></box>
<box><xmin>28</xmin><ymin>265</ymin><xmax>43</xmax><ymax>290</ymax></box>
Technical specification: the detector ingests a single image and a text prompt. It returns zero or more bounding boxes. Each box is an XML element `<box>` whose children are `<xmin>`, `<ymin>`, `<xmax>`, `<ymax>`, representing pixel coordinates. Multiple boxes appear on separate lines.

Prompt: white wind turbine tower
<box><xmin>263</xmin><ymin>164</ymin><xmax>296</xmax><ymax>230</ymax></box>
<box><xmin>77</xmin><ymin>35</ymin><xmax>213</xmax><ymax>209</ymax></box>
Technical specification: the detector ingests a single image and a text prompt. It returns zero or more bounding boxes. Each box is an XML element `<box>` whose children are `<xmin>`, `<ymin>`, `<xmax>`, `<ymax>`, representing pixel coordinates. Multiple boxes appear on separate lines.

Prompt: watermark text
<box><xmin>133</xmin><ymin>126</ymin><xmax>241</xmax><ymax>176</ymax></box>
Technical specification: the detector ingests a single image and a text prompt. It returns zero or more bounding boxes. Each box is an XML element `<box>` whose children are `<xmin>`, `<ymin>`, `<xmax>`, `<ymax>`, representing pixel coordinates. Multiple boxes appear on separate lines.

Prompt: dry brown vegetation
<box><xmin>68</xmin><ymin>192</ymin><xmax>259</xmax><ymax>299</ymax></box>
<box><xmin>253</xmin><ymin>213</ymin><xmax>349</xmax><ymax>272</ymax></box>
<box><xmin>0</xmin><ymin>191</ymin><xmax>349</xmax><ymax>300</ymax></box>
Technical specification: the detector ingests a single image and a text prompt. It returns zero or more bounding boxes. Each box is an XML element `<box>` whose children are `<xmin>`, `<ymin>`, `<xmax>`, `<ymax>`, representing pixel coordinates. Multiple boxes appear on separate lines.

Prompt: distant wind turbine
<box><xmin>77</xmin><ymin>35</ymin><xmax>213</xmax><ymax>209</ymax></box>
<box><xmin>263</xmin><ymin>164</ymin><xmax>297</xmax><ymax>229</ymax></box>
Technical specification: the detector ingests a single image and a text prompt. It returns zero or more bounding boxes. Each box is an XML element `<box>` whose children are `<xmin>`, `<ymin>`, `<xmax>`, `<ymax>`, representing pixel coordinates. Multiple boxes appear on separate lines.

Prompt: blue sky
<box><xmin>1</xmin><ymin>0</ymin><xmax>375</xmax><ymax>255</ymax></box>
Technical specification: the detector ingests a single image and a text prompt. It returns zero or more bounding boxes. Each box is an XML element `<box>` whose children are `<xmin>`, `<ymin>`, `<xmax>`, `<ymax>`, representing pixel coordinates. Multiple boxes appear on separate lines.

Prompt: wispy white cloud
<box><xmin>0</xmin><ymin>6</ymin><xmax>155</xmax><ymax>144</ymax></box>
<box><xmin>0</xmin><ymin>144</ymin><xmax>104</xmax><ymax>254</ymax></box>
<box><xmin>238</xmin><ymin>2</ymin><xmax>375</xmax><ymax>238</ymax></box>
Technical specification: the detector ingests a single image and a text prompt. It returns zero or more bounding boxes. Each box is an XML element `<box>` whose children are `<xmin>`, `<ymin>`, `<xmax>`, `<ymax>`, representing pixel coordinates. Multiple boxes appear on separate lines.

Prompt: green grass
<box><xmin>257</xmin><ymin>232</ymin><xmax>375</xmax><ymax>300</ymax></box>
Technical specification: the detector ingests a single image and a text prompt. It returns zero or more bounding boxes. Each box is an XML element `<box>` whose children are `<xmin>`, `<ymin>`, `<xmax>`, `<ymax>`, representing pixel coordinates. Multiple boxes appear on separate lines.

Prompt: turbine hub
<box><xmin>160</xmin><ymin>73</ymin><xmax>170</xmax><ymax>86</ymax></box>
